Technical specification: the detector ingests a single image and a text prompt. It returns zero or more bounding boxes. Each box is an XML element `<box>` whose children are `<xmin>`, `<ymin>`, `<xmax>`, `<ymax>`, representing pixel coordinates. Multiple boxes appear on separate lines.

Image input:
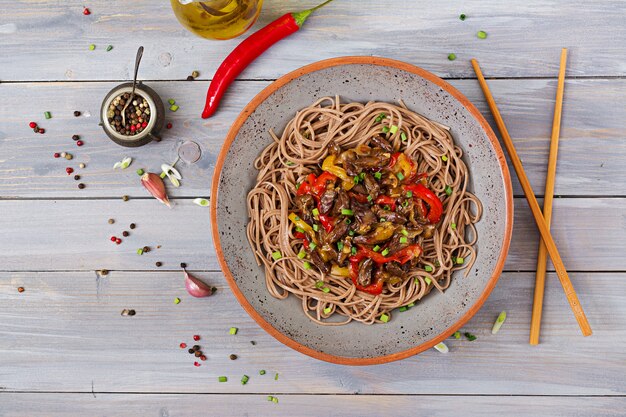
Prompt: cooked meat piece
<box><xmin>319</xmin><ymin>188</ymin><xmax>337</xmax><ymax>215</ymax></box>
<box><xmin>353</xmin><ymin>221</ymin><xmax>395</xmax><ymax>245</ymax></box>
<box><xmin>372</xmin><ymin>206</ymin><xmax>406</xmax><ymax>224</ymax></box>
<box><xmin>371</xmin><ymin>135</ymin><xmax>393</xmax><ymax>152</ymax></box>
<box><xmin>380</xmin><ymin>172</ymin><xmax>399</xmax><ymax>189</ymax></box>
<box><xmin>295</xmin><ymin>194</ymin><xmax>315</xmax><ymax>213</ymax></box>
<box><xmin>357</xmin><ymin>258</ymin><xmax>374</xmax><ymax>287</ymax></box>
<box><xmin>337</xmin><ymin>237</ymin><xmax>352</xmax><ymax>266</ymax></box>
<box><xmin>353</xmin><ymin>154</ymin><xmax>391</xmax><ymax>170</ymax></box>
<box><xmin>318</xmin><ymin>243</ymin><xmax>338</xmax><ymax>263</ymax></box>
<box><xmin>385</xmin><ymin>262</ymin><xmax>405</xmax><ymax>277</ymax></box>
<box><xmin>345</xmin><ymin>161</ymin><xmax>360</xmax><ymax>176</ymax></box>
<box><xmin>351</xmin><ymin>200</ymin><xmax>377</xmax><ymax>234</ymax></box>
<box><xmin>332</xmin><ymin>189</ymin><xmax>350</xmax><ymax>216</ymax></box>
<box><xmin>327</xmin><ymin>141</ymin><xmax>342</xmax><ymax>156</ymax></box>
<box><xmin>309</xmin><ymin>249</ymin><xmax>330</xmax><ymax>274</ymax></box>
<box><xmin>385</xmin><ymin>233</ymin><xmax>408</xmax><ymax>255</ymax></box>
<box><xmin>363</xmin><ymin>173</ymin><xmax>380</xmax><ymax>200</ymax></box>
<box><xmin>422</xmin><ymin>224</ymin><xmax>436</xmax><ymax>239</ymax></box>
<box><xmin>351</xmin><ymin>183</ymin><xmax>368</xmax><ymax>194</ymax></box>
<box><xmin>325</xmin><ymin>219</ymin><xmax>349</xmax><ymax>244</ymax></box>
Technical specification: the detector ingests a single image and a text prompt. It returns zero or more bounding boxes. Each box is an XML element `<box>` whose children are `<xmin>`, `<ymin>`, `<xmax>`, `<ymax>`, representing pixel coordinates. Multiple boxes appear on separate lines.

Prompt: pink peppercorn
<box><xmin>166</xmin><ymin>123</ymin><xmax>172</xmax><ymax>129</ymax></box>
<box><xmin>116</xmin><ymin>238</ymin><xmax>122</xmax><ymax>244</ymax></box>
<box><xmin>83</xmin><ymin>7</ymin><xmax>91</xmax><ymax>15</ymax></box>
<box><xmin>194</xmin><ymin>361</ymin><xmax>201</xmax><ymax>367</ymax></box>
<box><xmin>200</xmin><ymin>355</ymin><xmax>207</xmax><ymax>361</ymax></box>
<box><xmin>142</xmin><ymin>122</ymin><xmax>148</xmax><ymax>128</ymax></box>
<box><xmin>193</xmin><ymin>335</ymin><xmax>200</xmax><ymax>341</ymax></box>
<box><xmin>54</xmin><ymin>153</ymin><xmax>60</xmax><ymax>158</ymax></box>
<box><xmin>39</xmin><ymin>128</ymin><xmax>45</xmax><ymax>134</ymax></box>
<box><xmin>110</xmin><ymin>236</ymin><xmax>116</xmax><ymax>242</ymax></box>
<box><xmin>180</xmin><ymin>343</ymin><xmax>187</xmax><ymax>349</ymax></box>
<box><xmin>76</xmin><ymin>140</ymin><xmax>84</xmax><ymax>146</ymax></box>
<box><xmin>66</xmin><ymin>167</ymin><xmax>74</xmax><ymax>175</ymax></box>
<box><xmin>29</xmin><ymin>122</ymin><xmax>37</xmax><ymax>128</ymax></box>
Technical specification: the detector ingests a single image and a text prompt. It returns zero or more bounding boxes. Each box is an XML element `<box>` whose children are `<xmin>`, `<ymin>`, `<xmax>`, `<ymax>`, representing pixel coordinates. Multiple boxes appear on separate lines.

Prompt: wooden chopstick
<box><xmin>470</xmin><ymin>58</ymin><xmax>592</xmax><ymax>337</ymax></box>
<box><xmin>529</xmin><ymin>48</ymin><xmax>568</xmax><ymax>345</ymax></box>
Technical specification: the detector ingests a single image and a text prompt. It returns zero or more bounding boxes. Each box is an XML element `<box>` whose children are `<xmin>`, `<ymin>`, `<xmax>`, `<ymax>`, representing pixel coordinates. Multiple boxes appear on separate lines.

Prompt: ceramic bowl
<box><xmin>211</xmin><ymin>57</ymin><xmax>513</xmax><ymax>365</ymax></box>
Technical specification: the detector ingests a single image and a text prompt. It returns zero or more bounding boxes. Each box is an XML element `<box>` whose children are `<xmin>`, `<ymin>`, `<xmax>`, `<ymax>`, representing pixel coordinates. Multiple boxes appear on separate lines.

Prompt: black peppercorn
<box><xmin>128</xmin><ymin>309</ymin><xmax>136</xmax><ymax>316</ymax></box>
<box><xmin>192</xmin><ymin>345</ymin><xmax>200</xmax><ymax>351</ymax></box>
<box><xmin>186</xmin><ymin>75</ymin><xmax>194</xmax><ymax>81</ymax></box>
<box><xmin>156</xmin><ymin>262</ymin><xmax>162</xmax><ymax>267</ymax></box>
<box><xmin>78</xmin><ymin>183</ymin><xmax>85</xmax><ymax>189</ymax></box>
<box><xmin>188</xmin><ymin>348</ymin><xmax>194</xmax><ymax>354</ymax></box>
<box><xmin>194</xmin><ymin>351</ymin><xmax>202</xmax><ymax>357</ymax></box>
<box><xmin>229</xmin><ymin>354</ymin><xmax>237</xmax><ymax>360</ymax></box>
<box><xmin>143</xmin><ymin>246</ymin><xmax>150</xmax><ymax>253</ymax></box>
<box><xmin>180</xmin><ymin>263</ymin><xmax>187</xmax><ymax>269</ymax></box>
<box><xmin>74</xmin><ymin>175</ymin><xmax>80</xmax><ymax>180</ymax></box>
<box><xmin>122</xmin><ymin>195</ymin><xmax>129</xmax><ymax>201</ymax></box>
<box><xmin>129</xmin><ymin>223</ymin><xmax>136</xmax><ymax>229</ymax></box>
<box><xmin>74</xmin><ymin>111</ymin><xmax>81</xmax><ymax>117</ymax></box>
<box><xmin>72</xmin><ymin>134</ymin><xmax>80</xmax><ymax>141</ymax></box>
<box><xmin>122</xmin><ymin>231</ymin><xmax>129</xmax><ymax>237</ymax></box>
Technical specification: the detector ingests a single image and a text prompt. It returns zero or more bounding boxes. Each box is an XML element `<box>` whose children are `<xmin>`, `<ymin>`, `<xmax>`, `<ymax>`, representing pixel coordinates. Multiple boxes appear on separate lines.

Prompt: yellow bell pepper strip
<box><xmin>289</xmin><ymin>213</ymin><xmax>316</xmax><ymax>241</ymax></box>
<box><xmin>321</xmin><ymin>154</ymin><xmax>355</xmax><ymax>190</ymax></box>
<box><xmin>388</xmin><ymin>152</ymin><xmax>417</xmax><ymax>182</ymax></box>
<box><xmin>330</xmin><ymin>264</ymin><xmax>350</xmax><ymax>277</ymax></box>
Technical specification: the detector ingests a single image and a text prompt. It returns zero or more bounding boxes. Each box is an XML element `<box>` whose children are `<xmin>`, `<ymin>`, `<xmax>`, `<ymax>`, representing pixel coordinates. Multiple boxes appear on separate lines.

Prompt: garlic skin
<box><xmin>141</xmin><ymin>172</ymin><xmax>171</xmax><ymax>207</ymax></box>
<box><xmin>184</xmin><ymin>270</ymin><xmax>214</xmax><ymax>298</ymax></box>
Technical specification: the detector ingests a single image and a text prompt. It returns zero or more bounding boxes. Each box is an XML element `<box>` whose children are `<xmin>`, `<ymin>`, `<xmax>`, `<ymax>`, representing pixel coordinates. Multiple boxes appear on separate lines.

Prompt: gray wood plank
<box><xmin>0</xmin><ymin>197</ymin><xmax>623</xmax><ymax>272</ymax></box>
<box><xmin>0</xmin><ymin>393</ymin><xmax>624</xmax><ymax>417</ymax></box>
<box><xmin>0</xmin><ymin>271</ymin><xmax>623</xmax><ymax>395</ymax></box>
<box><xmin>1</xmin><ymin>79</ymin><xmax>624</xmax><ymax>198</ymax></box>
<box><xmin>2</xmin><ymin>0</ymin><xmax>626</xmax><ymax>81</ymax></box>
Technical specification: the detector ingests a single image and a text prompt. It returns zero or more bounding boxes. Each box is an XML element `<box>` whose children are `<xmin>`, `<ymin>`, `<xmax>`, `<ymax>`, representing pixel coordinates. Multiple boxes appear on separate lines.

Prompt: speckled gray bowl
<box><xmin>211</xmin><ymin>57</ymin><xmax>513</xmax><ymax>365</ymax></box>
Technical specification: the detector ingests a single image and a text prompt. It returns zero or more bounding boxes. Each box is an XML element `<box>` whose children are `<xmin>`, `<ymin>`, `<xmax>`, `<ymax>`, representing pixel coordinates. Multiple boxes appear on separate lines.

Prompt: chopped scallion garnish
<box><xmin>345</xmin><ymin>218</ymin><xmax>352</xmax><ymax>224</ymax></box>
<box><xmin>359</xmin><ymin>172</ymin><xmax>366</xmax><ymax>179</ymax></box>
<box><xmin>434</xmin><ymin>342</ymin><xmax>449</xmax><ymax>353</ymax></box>
<box><xmin>396</xmin><ymin>172</ymin><xmax>405</xmax><ymax>181</ymax></box>
<box><xmin>407</xmin><ymin>302</ymin><xmax>415</xmax><ymax>307</ymax></box>
<box><xmin>309</xmin><ymin>242</ymin><xmax>317</xmax><ymax>250</ymax></box>
<box><xmin>381</xmin><ymin>248</ymin><xmax>389</xmax><ymax>256</ymax></box>
<box><xmin>286</xmin><ymin>161</ymin><xmax>295</xmax><ymax>166</ymax></box>
<box><xmin>271</xmin><ymin>251</ymin><xmax>282</xmax><ymax>261</ymax></box>
<box><xmin>399</xmin><ymin>306</ymin><xmax>408</xmax><ymax>312</ymax></box>
<box><xmin>315</xmin><ymin>281</ymin><xmax>324</xmax><ymax>289</ymax></box>
<box><xmin>297</xmin><ymin>250</ymin><xmax>306</xmax><ymax>259</ymax></box>
<box><xmin>296</xmin><ymin>227</ymin><xmax>305</xmax><ymax>233</ymax></box>
<box><xmin>324</xmin><ymin>307</ymin><xmax>332</xmax><ymax>314</ymax></box>
<box><xmin>351</xmin><ymin>246</ymin><xmax>357</xmax><ymax>255</ymax></box>
<box><xmin>218</xmin><ymin>376</ymin><xmax>227</xmax><ymax>382</ymax></box>
<box><xmin>477</xmin><ymin>30</ymin><xmax>487</xmax><ymax>39</ymax></box>
<box><xmin>383</xmin><ymin>205</ymin><xmax>390</xmax><ymax>211</ymax></box>
<box><xmin>491</xmin><ymin>311</ymin><xmax>507</xmax><ymax>334</ymax></box>
<box><xmin>401</xmin><ymin>229</ymin><xmax>409</xmax><ymax>236</ymax></box>
<box><xmin>229</xmin><ymin>327</ymin><xmax>238</xmax><ymax>335</ymax></box>
<box><xmin>448</xmin><ymin>53</ymin><xmax>457</xmax><ymax>61</ymax></box>
<box><xmin>456</xmin><ymin>257</ymin><xmax>464</xmax><ymax>264</ymax></box>
<box><xmin>400</xmin><ymin>237</ymin><xmax>408</xmax><ymax>244</ymax></box>
<box><xmin>322</xmin><ymin>287</ymin><xmax>330</xmax><ymax>293</ymax></box>
<box><xmin>465</xmin><ymin>332</ymin><xmax>477</xmax><ymax>341</ymax></box>
<box><xmin>272</xmin><ymin>397</ymin><xmax>279</xmax><ymax>403</ymax></box>
<box><xmin>402</xmin><ymin>201</ymin><xmax>409</xmax><ymax>207</ymax></box>
<box><xmin>390</xmin><ymin>125</ymin><xmax>398</xmax><ymax>135</ymax></box>
<box><xmin>406</xmin><ymin>191</ymin><xmax>413</xmax><ymax>198</ymax></box>
<box><xmin>373</xmin><ymin>245</ymin><xmax>380</xmax><ymax>252</ymax></box>
<box><xmin>374</xmin><ymin>172</ymin><xmax>382</xmax><ymax>180</ymax></box>
<box><xmin>445</xmin><ymin>185</ymin><xmax>452</xmax><ymax>196</ymax></box>
<box><xmin>241</xmin><ymin>375</ymin><xmax>249</xmax><ymax>385</ymax></box>
<box><xmin>401</xmin><ymin>131</ymin><xmax>407</xmax><ymax>141</ymax></box>
<box><xmin>450</xmin><ymin>223</ymin><xmax>456</xmax><ymax>230</ymax></box>
<box><xmin>453</xmin><ymin>331</ymin><xmax>461</xmax><ymax>339</ymax></box>
<box><xmin>380</xmin><ymin>313</ymin><xmax>389</xmax><ymax>323</ymax></box>
<box><xmin>459</xmin><ymin>13</ymin><xmax>466</xmax><ymax>20</ymax></box>
<box><xmin>313</xmin><ymin>224</ymin><xmax>319</xmax><ymax>232</ymax></box>
<box><xmin>424</xmin><ymin>277</ymin><xmax>432</xmax><ymax>285</ymax></box>
<box><xmin>274</xmin><ymin>373</ymin><xmax>279</xmax><ymax>380</ymax></box>
<box><xmin>441</xmin><ymin>155</ymin><xmax>448</xmax><ymax>162</ymax></box>
<box><xmin>424</xmin><ymin>265</ymin><xmax>433</xmax><ymax>272</ymax></box>
<box><xmin>382</xmin><ymin>126</ymin><xmax>390</xmax><ymax>133</ymax></box>
<box><xmin>375</xmin><ymin>113</ymin><xmax>386</xmax><ymax>123</ymax></box>
<box><xmin>337</xmin><ymin>242</ymin><xmax>344</xmax><ymax>251</ymax></box>
<box><xmin>341</xmin><ymin>209</ymin><xmax>353</xmax><ymax>216</ymax></box>
<box><xmin>312</xmin><ymin>208</ymin><xmax>319</xmax><ymax>216</ymax></box>
<box><xmin>367</xmin><ymin>195</ymin><xmax>373</xmax><ymax>202</ymax></box>
<box><xmin>259</xmin><ymin>370</ymin><xmax>266</xmax><ymax>375</ymax></box>
<box><xmin>303</xmin><ymin>261</ymin><xmax>311</xmax><ymax>269</ymax></box>
<box><xmin>348</xmin><ymin>230</ymin><xmax>355</xmax><ymax>236</ymax></box>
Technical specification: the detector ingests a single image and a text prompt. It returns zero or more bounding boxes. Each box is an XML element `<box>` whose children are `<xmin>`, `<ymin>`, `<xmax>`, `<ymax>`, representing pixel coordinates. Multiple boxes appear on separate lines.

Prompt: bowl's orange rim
<box><xmin>210</xmin><ymin>56</ymin><xmax>513</xmax><ymax>366</ymax></box>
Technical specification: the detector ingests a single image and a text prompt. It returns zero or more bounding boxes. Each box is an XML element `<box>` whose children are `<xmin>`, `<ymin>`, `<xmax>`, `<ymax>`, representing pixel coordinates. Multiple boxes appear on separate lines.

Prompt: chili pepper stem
<box><xmin>292</xmin><ymin>0</ymin><xmax>334</xmax><ymax>27</ymax></box>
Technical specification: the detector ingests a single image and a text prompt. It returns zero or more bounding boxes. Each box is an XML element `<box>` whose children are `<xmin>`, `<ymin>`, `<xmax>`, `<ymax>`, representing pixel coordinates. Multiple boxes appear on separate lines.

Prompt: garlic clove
<box><xmin>184</xmin><ymin>269</ymin><xmax>214</xmax><ymax>297</ymax></box>
<box><xmin>141</xmin><ymin>172</ymin><xmax>171</xmax><ymax>207</ymax></box>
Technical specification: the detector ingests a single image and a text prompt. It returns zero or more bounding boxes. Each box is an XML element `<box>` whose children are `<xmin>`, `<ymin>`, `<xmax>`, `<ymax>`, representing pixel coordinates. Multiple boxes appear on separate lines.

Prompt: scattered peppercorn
<box><xmin>143</xmin><ymin>246</ymin><xmax>150</xmax><ymax>253</ymax></box>
<box><xmin>180</xmin><ymin>343</ymin><xmax>187</xmax><ymax>349</ymax></box>
<box><xmin>193</xmin><ymin>335</ymin><xmax>200</xmax><ymax>341</ymax></box>
<box><xmin>122</xmin><ymin>195</ymin><xmax>129</xmax><ymax>201</ymax></box>
<box><xmin>72</xmin><ymin>135</ymin><xmax>80</xmax><ymax>141</ymax></box>
<box><xmin>108</xmin><ymin>219</ymin><xmax>115</xmax><ymax>224</ymax></box>
<box><xmin>194</xmin><ymin>362</ymin><xmax>201</xmax><ymax>367</ymax></box>
<box><xmin>29</xmin><ymin>122</ymin><xmax>37</xmax><ymax>129</ymax></box>
<box><xmin>115</xmin><ymin>238</ymin><xmax>122</xmax><ymax>244</ymax></box>
<box><xmin>188</xmin><ymin>348</ymin><xmax>194</xmax><ymax>354</ymax></box>
<box><xmin>128</xmin><ymin>309</ymin><xmax>136</xmax><ymax>316</ymax></box>
<box><xmin>200</xmin><ymin>355</ymin><xmax>207</xmax><ymax>361</ymax></box>
<box><xmin>54</xmin><ymin>153</ymin><xmax>60</xmax><ymax>158</ymax></box>
<box><xmin>229</xmin><ymin>354</ymin><xmax>237</xmax><ymax>360</ymax></box>
<box><xmin>186</xmin><ymin>75</ymin><xmax>194</xmax><ymax>81</ymax></box>
<box><xmin>66</xmin><ymin>167</ymin><xmax>74</xmax><ymax>175</ymax></box>
<box><xmin>17</xmin><ymin>287</ymin><xmax>25</xmax><ymax>293</ymax></box>
<box><xmin>74</xmin><ymin>175</ymin><xmax>80</xmax><ymax>180</ymax></box>
<box><xmin>194</xmin><ymin>351</ymin><xmax>202</xmax><ymax>357</ymax></box>
<box><xmin>122</xmin><ymin>231</ymin><xmax>129</xmax><ymax>237</ymax></box>
<box><xmin>76</xmin><ymin>140</ymin><xmax>84</xmax><ymax>146</ymax></box>
<box><xmin>192</xmin><ymin>70</ymin><xmax>200</xmax><ymax>78</ymax></box>
<box><xmin>38</xmin><ymin>128</ymin><xmax>45</xmax><ymax>134</ymax></box>
<box><xmin>74</xmin><ymin>111</ymin><xmax>81</xmax><ymax>117</ymax></box>
<box><xmin>180</xmin><ymin>263</ymin><xmax>187</xmax><ymax>268</ymax></box>
<box><xmin>99</xmin><ymin>269</ymin><xmax>109</xmax><ymax>276</ymax></box>
<box><xmin>250</xmin><ymin>341</ymin><xmax>256</xmax><ymax>345</ymax></box>
<box><xmin>156</xmin><ymin>262</ymin><xmax>162</xmax><ymax>267</ymax></box>
<box><xmin>166</xmin><ymin>123</ymin><xmax>172</xmax><ymax>129</ymax></box>
<box><xmin>78</xmin><ymin>183</ymin><xmax>85</xmax><ymax>189</ymax></box>
<box><xmin>129</xmin><ymin>223</ymin><xmax>136</xmax><ymax>229</ymax></box>
<box><xmin>79</xmin><ymin>163</ymin><xmax>86</xmax><ymax>169</ymax></box>
<box><xmin>61</xmin><ymin>152</ymin><xmax>67</xmax><ymax>158</ymax></box>
<box><xmin>33</xmin><ymin>127</ymin><xmax>39</xmax><ymax>133</ymax></box>
<box><xmin>83</xmin><ymin>7</ymin><xmax>91</xmax><ymax>15</ymax></box>
<box><xmin>65</xmin><ymin>153</ymin><xmax>73</xmax><ymax>160</ymax></box>
<box><xmin>110</xmin><ymin>236</ymin><xmax>117</xmax><ymax>242</ymax></box>
<box><xmin>192</xmin><ymin>345</ymin><xmax>200</xmax><ymax>351</ymax></box>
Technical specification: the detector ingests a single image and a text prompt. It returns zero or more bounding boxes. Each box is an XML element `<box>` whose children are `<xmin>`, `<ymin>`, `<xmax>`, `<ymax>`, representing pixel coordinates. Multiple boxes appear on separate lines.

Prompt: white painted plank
<box><xmin>0</xmin><ymin>271</ymin><xmax>623</xmax><ymax>395</ymax></box>
<box><xmin>0</xmin><ymin>198</ymin><xmax>623</xmax><ymax>272</ymax></box>
<box><xmin>0</xmin><ymin>393</ymin><xmax>624</xmax><ymax>417</ymax></box>
<box><xmin>2</xmin><ymin>0</ymin><xmax>626</xmax><ymax>81</ymax></box>
<box><xmin>0</xmin><ymin>79</ymin><xmax>624</xmax><ymax>198</ymax></box>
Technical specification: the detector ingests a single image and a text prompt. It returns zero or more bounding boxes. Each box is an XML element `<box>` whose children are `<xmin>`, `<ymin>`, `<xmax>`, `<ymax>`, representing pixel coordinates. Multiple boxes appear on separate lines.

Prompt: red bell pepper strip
<box><xmin>403</xmin><ymin>183</ymin><xmax>443</xmax><ymax>224</ymax></box>
<box><xmin>202</xmin><ymin>0</ymin><xmax>334</xmax><ymax>118</ymax></box>
<box><xmin>375</xmin><ymin>195</ymin><xmax>397</xmax><ymax>211</ymax></box>
<box><xmin>311</xmin><ymin>172</ymin><xmax>337</xmax><ymax>197</ymax></box>
<box><xmin>318</xmin><ymin>214</ymin><xmax>335</xmax><ymax>233</ymax></box>
<box><xmin>296</xmin><ymin>173</ymin><xmax>317</xmax><ymax>196</ymax></box>
<box><xmin>349</xmin><ymin>259</ymin><xmax>384</xmax><ymax>295</ymax></box>
<box><xmin>350</xmin><ymin>244</ymin><xmax>422</xmax><ymax>265</ymax></box>
<box><xmin>348</xmin><ymin>192</ymin><xmax>370</xmax><ymax>204</ymax></box>
<box><xmin>294</xmin><ymin>232</ymin><xmax>310</xmax><ymax>250</ymax></box>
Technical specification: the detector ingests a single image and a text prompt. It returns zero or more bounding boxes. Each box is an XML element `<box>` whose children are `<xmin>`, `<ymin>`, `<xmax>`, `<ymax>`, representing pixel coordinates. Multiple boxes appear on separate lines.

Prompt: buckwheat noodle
<box><xmin>246</xmin><ymin>97</ymin><xmax>482</xmax><ymax>325</ymax></box>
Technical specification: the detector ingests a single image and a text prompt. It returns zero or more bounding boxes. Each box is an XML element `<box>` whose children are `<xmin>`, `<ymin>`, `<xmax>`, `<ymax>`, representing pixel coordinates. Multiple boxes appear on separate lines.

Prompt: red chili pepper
<box><xmin>201</xmin><ymin>0</ymin><xmax>334</xmax><ymax>118</ymax></box>
<box><xmin>388</xmin><ymin>152</ymin><xmax>401</xmax><ymax>168</ymax></box>
<box><xmin>348</xmin><ymin>259</ymin><xmax>385</xmax><ymax>295</ymax></box>
<box><xmin>294</xmin><ymin>232</ymin><xmax>310</xmax><ymax>250</ymax></box>
<box><xmin>375</xmin><ymin>195</ymin><xmax>396</xmax><ymax>211</ymax></box>
<box><xmin>318</xmin><ymin>214</ymin><xmax>335</xmax><ymax>233</ymax></box>
<box><xmin>404</xmin><ymin>183</ymin><xmax>443</xmax><ymax>224</ymax></box>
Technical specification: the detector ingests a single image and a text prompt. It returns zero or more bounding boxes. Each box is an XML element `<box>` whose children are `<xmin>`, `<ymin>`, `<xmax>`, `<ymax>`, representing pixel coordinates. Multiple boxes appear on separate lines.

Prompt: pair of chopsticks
<box><xmin>471</xmin><ymin>49</ymin><xmax>592</xmax><ymax>341</ymax></box>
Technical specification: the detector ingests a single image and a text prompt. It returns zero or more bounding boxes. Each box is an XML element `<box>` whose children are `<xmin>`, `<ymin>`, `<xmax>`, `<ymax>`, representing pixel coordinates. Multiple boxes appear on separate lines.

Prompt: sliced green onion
<box><xmin>341</xmin><ymin>209</ymin><xmax>354</xmax><ymax>216</ymax></box>
<box><xmin>381</xmin><ymin>248</ymin><xmax>389</xmax><ymax>256</ymax></box>
<box><xmin>399</xmin><ymin>306</ymin><xmax>408</xmax><ymax>312</ymax></box>
<box><xmin>313</xmin><ymin>224</ymin><xmax>319</xmax><ymax>232</ymax></box>
<box><xmin>286</xmin><ymin>161</ymin><xmax>295</xmax><ymax>166</ymax></box>
<box><xmin>396</xmin><ymin>172</ymin><xmax>405</xmax><ymax>181</ymax></box>
<box><xmin>44</xmin><ymin>111</ymin><xmax>51</xmax><ymax>119</ymax></box>
<box><xmin>106</xmin><ymin>45</ymin><xmax>113</xmax><ymax>52</ymax></box>
<box><xmin>193</xmin><ymin>198</ymin><xmax>210</xmax><ymax>207</ymax></box>
<box><xmin>382</xmin><ymin>126</ymin><xmax>390</xmax><ymax>133</ymax></box>
<box><xmin>375</xmin><ymin>113</ymin><xmax>386</xmax><ymax>123</ymax></box>
<box><xmin>296</xmin><ymin>227</ymin><xmax>305</xmax><ymax>233</ymax></box>
<box><xmin>303</xmin><ymin>261</ymin><xmax>311</xmax><ymax>270</ymax></box>
<box><xmin>407</xmin><ymin>302</ymin><xmax>415</xmax><ymax>307</ymax></box>
<box><xmin>218</xmin><ymin>376</ymin><xmax>227</xmax><ymax>382</ymax></box>
<box><xmin>450</xmin><ymin>223</ymin><xmax>457</xmax><ymax>230</ymax></box>
<box><xmin>348</xmin><ymin>230</ymin><xmax>355</xmax><ymax>236</ymax></box>
<box><xmin>259</xmin><ymin>370</ymin><xmax>266</xmax><ymax>375</ymax></box>
<box><xmin>383</xmin><ymin>205</ymin><xmax>391</xmax><ymax>211</ymax></box>
<box><xmin>448</xmin><ymin>53</ymin><xmax>457</xmax><ymax>61</ymax></box>
<box><xmin>435</xmin><ymin>260</ymin><xmax>441</xmax><ymax>267</ymax></box>
<box><xmin>241</xmin><ymin>375</ymin><xmax>249</xmax><ymax>385</ymax></box>
<box><xmin>89</xmin><ymin>44</ymin><xmax>96</xmax><ymax>51</ymax></box>
<box><xmin>406</xmin><ymin>191</ymin><xmax>413</xmax><ymax>198</ymax></box>
<box><xmin>169</xmin><ymin>104</ymin><xmax>179</xmax><ymax>112</ymax></box>
<box><xmin>174</xmin><ymin>297</ymin><xmax>181</xmax><ymax>304</ymax></box>
<box><xmin>312</xmin><ymin>208</ymin><xmax>319</xmax><ymax>216</ymax></box>
<box><xmin>351</xmin><ymin>246</ymin><xmax>357</xmax><ymax>255</ymax></box>
<box><xmin>374</xmin><ymin>172</ymin><xmax>382</xmax><ymax>180</ymax></box>
<box><xmin>315</xmin><ymin>281</ymin><xmax>325</xmax><ymax>289</ymax></box>
<box><xmin>267</xmin><ymin>396</ymin><xmax>274</xmax><ymax>401</ymax></box>
<box><xmin>477</xmin><ymin>30</ymin><xmax>487</xmax><ymax>39</ymax></box>
<box><xmin>459</xmin><ymin>13</ymin><xmax>466</xmax><ymax>20</ymax></box>
<box><xmin>271</xmin><ymin>251</ymin><xmax>282</xmax><ymax>261</ymax></box>
<box><xmin>433</xmin><ymin>342</ymin><xmax>449</xmax><ymax>353</ymax></box>
<box><xmin>491</xmin><ymin>311</ymin><xmax>507</xmax><ymax>334</ymax></box>
<box><xmin>380</xmin><ymin>313</ymin><xmax>389</xmax><ymax>323</ymax></box>
<box><xmin>345</xmin><ymin>218</ymin><xmax>352</xmax><ymax>224</ymax></box>
<box><xmin>379</xmin><ymin>218</ymin><xmax>386</xmax><ymax>222</ymax></box>
<box><xmin>373</xmin><ymin>245</ymin><xmax>380</xmax><ymax>252</ymax></box>
<box><xmin>400</xmin><ymin>237</ymin><xmax>408</xmax><ymax>244</ymax></box>
<box><xmin>359</xmin><ymin>172</ymin><xmax>366</xmax><ymax>179</ymax></box>
<box><xmin>367</xmin><ymin>195</ymin><xmax>373</xmax><ymax>202</ymax></box>
<box><xmin>441</xmin><ymin>155</ymin><xmax>448</xmax><ymax>162</ymax></box>
<box><xmin>401</xmin><ymin>229</ymin><xmax>409</xmax><ymax>236</ymax></box>
<box><xmin>324</xmin><ymin>307</ymin><xmax>332</xmax><ymax>314</ymax></box>
<box><xmin>309</xmin><ymin>242</ymin><xmax>317</xmax><ymax>250</ymax></box>
<box><xmin>297</xmin><ymin>250</ymin><xmax>306</xmax><ymax>259</ymax></box>
<box><xmin>229</xmin><ymin>327</ymin><xmax>238</xmax><ymax>335</ymax></box>
<box><xmin>168</xmin><ymin>98</ymin><xmax>176</xmax><ymax>105</ymax></box>
<box><xmin>453</xmin><ymin>331</ymin><xmax>461</xmax><ymax>339</ymax></box>
<box><xmin>389</xmin><ymin>125</ymin><xmax>398</xmax><ymax>135</ymax></box>
<box><xmin>464</xmin><ymin>332</ymin><xmax>477</xmax><ymax>341</ymax></box>
<box><xmin>136</xmin><ymin>248</ymin><xmax>143</xmax><ymax>255</ymax></box>
<box><xmin>272</xmin><ymin>397</ymin><xmax>279</xmax><ymax>404</ymax></box>
<box><xmin>445</xmin><ymin>185</ymin><xmax>452</xmax><ymax>196</ymax></box>
<box><xmin>294</xmin><ymin>216</ymin><xmax>300</xmax><ymax>221</ymax></box>
<box><xmin>296</xmin><ymin>182</ymin><xmax>302</xmax><ymax>190</ymax></box>
<box><xmin>456</xmin><ymin>257</ymin><xmax>464</xmax><ymax>264</ymax></box>
<box><xmin>353</xmin><ymin>176</ymin><xmax>360</xmax><ymax>184</ymax></box>
<box><xmin>401</xmin><ymin>131</ymin><xmax>407</xmax><ymax>141</ymax></box>
<box><xmin>322</xmin><ymin>287</ymin><xmax>330</xmax><ymax>293</ymax></box>
<box><xmin>424</xmin><ymin>277</ymin><xmax>432</xmax><ymax>285</ymax></box>
<box><xmin>337</xmin><ymin>242</ymin><xmax>344</xmax><ymax>251</ymax></box>
<box><xmin>274</xmin><ymin>373</ymin><xmax>279</xmax><ymax>380</ymax></box>
<box><xmin>424</xmin><ymin>265</ymin><xmax>433</xmax><ymax>272</ymax></box>
<box><xmin>402</xmin><ymin>201</ymin><xmax>409</xmax><ymax>207</ymax></box>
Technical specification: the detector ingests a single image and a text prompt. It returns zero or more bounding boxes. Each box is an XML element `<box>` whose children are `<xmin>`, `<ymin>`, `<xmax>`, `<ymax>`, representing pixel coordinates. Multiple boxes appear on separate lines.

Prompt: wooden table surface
<box><xmin>1</xmin><ymin>1</ymin><xmax>625</xmax><ymax>416</ymax></box>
